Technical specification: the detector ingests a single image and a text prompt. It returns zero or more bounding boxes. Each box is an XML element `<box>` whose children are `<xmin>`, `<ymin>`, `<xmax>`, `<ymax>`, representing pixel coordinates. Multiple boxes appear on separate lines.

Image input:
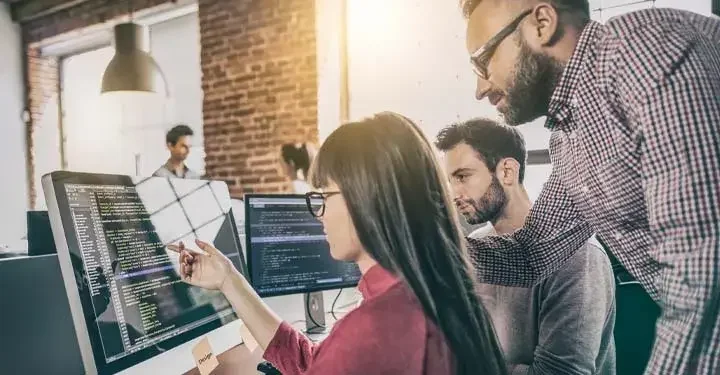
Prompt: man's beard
<box><xmin>502</xmin><ymin>38</ymin><xmax>565</xmax><ymax>126</ymax></box>
<box><xmin>459</xmin><ymin>176</ymin><xmax>507</xmax><ymax>225</ymax></box>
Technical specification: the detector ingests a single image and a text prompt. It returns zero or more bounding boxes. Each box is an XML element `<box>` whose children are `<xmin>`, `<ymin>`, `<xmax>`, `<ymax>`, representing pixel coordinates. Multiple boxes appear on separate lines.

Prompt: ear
<box><xmin>495</xmin><ymin>158</ymin><xmax>521</xmax><ymax>186</ymax></box>
<box><xmin>525</xmin><ymin>2</ymin><xmax>562</xmax><ymax>47</ymax></box>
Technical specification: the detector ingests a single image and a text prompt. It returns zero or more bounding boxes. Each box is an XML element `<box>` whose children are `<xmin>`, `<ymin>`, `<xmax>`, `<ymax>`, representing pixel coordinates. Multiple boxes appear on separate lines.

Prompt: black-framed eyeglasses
<box><xmin>470</xmin><ymin>9</ymin><xmax>533</xmax><ymax>80</ymax></box>
<box><xmin>305</xmin><ymin>191</ymin><xmax>341</xmax><ymax>218</ymax></box>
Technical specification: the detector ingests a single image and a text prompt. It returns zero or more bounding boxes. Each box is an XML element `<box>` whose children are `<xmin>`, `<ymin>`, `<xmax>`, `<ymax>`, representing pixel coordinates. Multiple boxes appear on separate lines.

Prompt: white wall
<box><xmin>60</xmin><ymin>47</ymin><xmax>121</xmax><ymax>175</ymax></box>
<box><xmin>316</xmin><ymin>0</ymin><xmax>714</xmax><ymax>202</ymax></box>
<box><xmin>344</xmin><ymin>0</ymin><xmax>551</xmax><ymax>147</ymax></box>
<box><xmin>0</xmin><ymin>4</ymin><xmax>29</xmax><ymax>246</ymax></box>
<box><xmin>315</xmin><ymin>0</ymin><xmax>345</xmax><ymax>142</ymax></box>
<box><xmin>342</xmin><ymin>0</ymin><xmax>551</xmax><ymax>200</ymax></box>
<box><xmin>149</xmin><ymin>12</ymin><xmax>205</xmax><ymax>176</ymax></box>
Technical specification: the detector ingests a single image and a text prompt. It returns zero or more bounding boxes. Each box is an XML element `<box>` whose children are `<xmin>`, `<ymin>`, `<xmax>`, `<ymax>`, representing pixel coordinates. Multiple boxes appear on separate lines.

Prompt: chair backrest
<box><xmin>0</xmin><ymin>254</ymin><xmax>83</xmax><ymax>374</ymax></box>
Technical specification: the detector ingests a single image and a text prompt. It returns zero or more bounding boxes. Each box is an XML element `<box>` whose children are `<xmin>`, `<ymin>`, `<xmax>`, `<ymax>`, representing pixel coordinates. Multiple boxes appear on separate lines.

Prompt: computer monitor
<box><xmin>244</xmin><ymin>194</ymin><xmax>361</xmax><ymax>298</ymax></box>
<box><xmin>42</xmin><ymin>171</ymin><xmax>247</xmax><ymax>375</ymax></box>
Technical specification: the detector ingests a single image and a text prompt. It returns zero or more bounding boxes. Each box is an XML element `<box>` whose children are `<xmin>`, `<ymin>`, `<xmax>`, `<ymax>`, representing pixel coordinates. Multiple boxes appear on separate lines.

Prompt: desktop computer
<box><xmin>243</xmin><ymin>194</ymin><xmax>362</xmax><ymax>333</ymax></box>
<box><xmin>42</xmin><ymin>171</ymin><xmax>248</xmax><ymax>375</ymax></box>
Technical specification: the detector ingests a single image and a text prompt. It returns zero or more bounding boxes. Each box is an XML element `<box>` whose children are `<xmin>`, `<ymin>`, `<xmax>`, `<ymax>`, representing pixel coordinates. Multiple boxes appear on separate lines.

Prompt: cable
<box><xmin>331</xmin><ymin>288</ymin><xmax>343</xmax><ymax>321</ymax></box>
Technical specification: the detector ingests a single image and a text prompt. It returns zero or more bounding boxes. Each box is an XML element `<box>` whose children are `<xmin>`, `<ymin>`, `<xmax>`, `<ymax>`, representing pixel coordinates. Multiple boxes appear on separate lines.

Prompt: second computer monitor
<box><xmin>244</xmin><ymin>194</ymin><xmax>361</xmax><ymax>297</ymax></box>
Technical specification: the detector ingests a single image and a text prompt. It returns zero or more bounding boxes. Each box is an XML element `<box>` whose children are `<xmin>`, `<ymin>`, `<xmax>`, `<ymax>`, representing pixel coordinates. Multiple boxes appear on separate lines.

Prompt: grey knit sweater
<box><xmin>471</xmin><ymin>227</ymin><xmax>616</xmax><ymax>375</ymax></box>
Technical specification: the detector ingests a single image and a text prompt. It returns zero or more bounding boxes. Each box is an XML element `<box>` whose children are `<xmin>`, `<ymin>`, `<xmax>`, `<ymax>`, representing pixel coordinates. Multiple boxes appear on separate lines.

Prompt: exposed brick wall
<box><xmin>25</xmin><ymin>47</ymin><xmax>58</xmax><ymax>209</ymax></box>
<box><xmin>21</xmin><ymin>0</ymin><xmax>318</xmax><ymax>205</ymax></box>
<box><xmin>199</xmin><ymin>0</ymin><xmax>318</xmax><ymax>196</ymax></box>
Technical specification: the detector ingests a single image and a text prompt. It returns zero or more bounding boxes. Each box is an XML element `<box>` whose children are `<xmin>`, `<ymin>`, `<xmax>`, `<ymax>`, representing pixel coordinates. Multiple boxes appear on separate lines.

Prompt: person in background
<box><xmin>459</xmin><ymin>0</ymin><xmax>719</xmax><ymax>373</ymax></box>
<box><xmin>280</xmin><ymin>142</ymin><xmax>316</xmax><ymax>193</ymax></box>
<box><xmin>153</xmin><ymin>124</ymin><xmax>200</xmax><ymax>179</ymax></box>
<box><xmin>169</xmin><ymin>112</ymin><xmax>507</xmax><ymax>375</ymax></box>
<box><xmin>436</xmin><ymin>118</ymin><xmax>615</xmax><ymax>374</ymax></box>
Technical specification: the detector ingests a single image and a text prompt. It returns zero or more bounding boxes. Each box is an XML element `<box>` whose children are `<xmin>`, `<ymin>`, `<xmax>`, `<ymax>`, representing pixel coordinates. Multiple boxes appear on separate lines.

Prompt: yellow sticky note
<box><xmin>192</xmin><ymin>337</ymin><xmax>219</xmax><ymax>375</ymax></box>
<box><xmin>239</xmin><ymin>323</ymin><xmax>259</xmax><ymax>352</ymax></box>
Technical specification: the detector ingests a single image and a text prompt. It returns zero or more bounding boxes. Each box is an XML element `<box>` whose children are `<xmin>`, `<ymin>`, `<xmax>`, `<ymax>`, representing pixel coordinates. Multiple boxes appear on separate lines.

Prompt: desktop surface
<box><xmin>244</xmin><ymin>194</ymin><xmax>361</xmax><ymax>297</ymax></box>
<box><xmin>43</xmin><ymin>171</ymin><xmax>247</xmax><ymax>375</ymax></box>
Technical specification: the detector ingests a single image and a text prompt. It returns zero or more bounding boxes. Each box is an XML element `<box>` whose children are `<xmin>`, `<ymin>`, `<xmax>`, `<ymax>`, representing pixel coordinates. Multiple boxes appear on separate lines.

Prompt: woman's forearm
<box><xmin>220</xmin><ymin>269</ymin><xmax>283</xmax><ymax>350</ymax></box>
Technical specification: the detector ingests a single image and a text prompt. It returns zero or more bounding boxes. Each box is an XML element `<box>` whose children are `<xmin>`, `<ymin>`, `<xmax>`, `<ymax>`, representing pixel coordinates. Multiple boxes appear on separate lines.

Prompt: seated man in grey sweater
<box><xmin>436</xmin><ymin>119</ymin><xmax>616</xmax><ymax>375</ymax></box>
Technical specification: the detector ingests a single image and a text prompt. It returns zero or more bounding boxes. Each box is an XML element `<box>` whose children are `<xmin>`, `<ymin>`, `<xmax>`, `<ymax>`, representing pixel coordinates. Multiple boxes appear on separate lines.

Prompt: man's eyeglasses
<box><xmin>470</xmin><ymin>9</ymin><xmax>533</xmax><ymax>80</ymax></box>
<box><xmin>305</xmin><ymin>191</ymin><xmax>341</xmax><ymax>218</ymax></box>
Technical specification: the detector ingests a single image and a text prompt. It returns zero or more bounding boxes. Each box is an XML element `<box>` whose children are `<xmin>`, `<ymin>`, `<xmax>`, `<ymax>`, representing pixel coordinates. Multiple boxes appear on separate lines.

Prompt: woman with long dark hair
<box><xmin>169</xmin><ymin>112</ymin><xmax>506</xmax><ymax>375</ymax></box>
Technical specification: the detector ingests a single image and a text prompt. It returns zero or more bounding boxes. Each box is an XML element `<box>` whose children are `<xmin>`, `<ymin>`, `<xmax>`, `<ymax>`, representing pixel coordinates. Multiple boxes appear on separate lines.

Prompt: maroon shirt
<box><xmin>263</xmin><ymin>265</ymin><xmax>455</xmax><ymax>374</ymax></box>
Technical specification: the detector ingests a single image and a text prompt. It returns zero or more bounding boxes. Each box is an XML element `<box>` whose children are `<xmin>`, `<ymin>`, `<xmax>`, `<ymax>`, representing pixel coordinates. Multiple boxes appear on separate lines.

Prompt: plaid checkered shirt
<box><xmin>467</xmin><ymin>8</ymin><xmax>720</xmax><ymax>374</ymax></box>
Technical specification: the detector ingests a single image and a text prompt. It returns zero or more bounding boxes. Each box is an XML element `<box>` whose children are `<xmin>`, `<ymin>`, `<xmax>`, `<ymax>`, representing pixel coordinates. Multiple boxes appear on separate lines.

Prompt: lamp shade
<box><xmin>101</xmin><ymin>22</ymin><xmax>167</xmax><ymax>95</ymax></box>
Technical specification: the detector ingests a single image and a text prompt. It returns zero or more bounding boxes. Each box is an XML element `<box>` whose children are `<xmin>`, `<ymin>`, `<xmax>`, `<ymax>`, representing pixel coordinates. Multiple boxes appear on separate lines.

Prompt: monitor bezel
<box><xmin>243</xmin><ymin>193</ymin><xmax>360</xmax><ymax>298</ymax></box>
<box><xmin>42</xmin><ymin>171</ymin><xmax>246</xmax><ymax>375</ymax></box>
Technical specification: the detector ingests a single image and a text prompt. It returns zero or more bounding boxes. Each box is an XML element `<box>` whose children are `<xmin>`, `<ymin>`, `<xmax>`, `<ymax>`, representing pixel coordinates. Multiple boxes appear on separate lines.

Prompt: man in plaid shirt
<box><xmin>460</xmin><ymin>0</ymin><xmax>720</xmax><ymax>373</ymax></box>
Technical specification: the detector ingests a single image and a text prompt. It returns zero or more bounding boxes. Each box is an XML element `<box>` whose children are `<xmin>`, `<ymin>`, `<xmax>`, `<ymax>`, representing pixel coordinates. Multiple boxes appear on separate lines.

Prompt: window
<box><xmin>58</xmin><ymin>11</ymin><xmax>204</xmax><ymax>183</ymax></box>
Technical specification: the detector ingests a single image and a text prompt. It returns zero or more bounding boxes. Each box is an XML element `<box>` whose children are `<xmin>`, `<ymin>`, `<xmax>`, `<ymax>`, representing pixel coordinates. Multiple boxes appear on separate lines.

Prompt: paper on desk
<box><xmin>239</xmin><ymin>323</ymin><xmax>259</xmax><ymax>352</ymax></box>
<box><xmin>192</xmin><ymin>337</ymin><xmax>219</xmax><ymax>375</ymax></box>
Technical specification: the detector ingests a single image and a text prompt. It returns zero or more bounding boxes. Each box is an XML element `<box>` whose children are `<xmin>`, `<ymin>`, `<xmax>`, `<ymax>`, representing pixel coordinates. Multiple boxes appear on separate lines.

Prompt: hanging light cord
<box><xmin>127</xmin><ymin>0</ymin><xmax>134</xmax><ymax>21</ymax></box>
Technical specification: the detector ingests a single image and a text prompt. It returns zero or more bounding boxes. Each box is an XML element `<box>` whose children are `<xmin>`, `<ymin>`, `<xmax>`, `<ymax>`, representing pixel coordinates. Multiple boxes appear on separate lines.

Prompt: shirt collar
<box><xmin>546</xmin><ymin>21</ymin><xmax>604</xmax><ymax>131</ymax></box>
<box><xmin>164</xmin><ymin>161</ymin><xmax>189</xmax><ymax>177</ymax></box>
<box><xmin>357</xmin><ymin>264</ymin><xmax>400</xmax><ymax>300</ymax></box>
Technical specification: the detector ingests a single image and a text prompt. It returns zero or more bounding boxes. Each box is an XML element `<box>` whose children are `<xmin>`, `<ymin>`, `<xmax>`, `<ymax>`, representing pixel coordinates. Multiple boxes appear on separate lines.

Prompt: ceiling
<box><xmin>3</xmin><ymin>0</ymin><xmax>95</xmax><ymax>23</ymax></box>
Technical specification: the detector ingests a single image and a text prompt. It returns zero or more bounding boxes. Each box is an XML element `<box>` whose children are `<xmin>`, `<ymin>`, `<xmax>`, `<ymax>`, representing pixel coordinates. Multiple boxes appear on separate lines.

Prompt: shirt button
<box><xmin>614</xmin><ymin>232</ymin><xmax>624</xmax><ymax>241</ymax></box>
<box><xmin>581</xmin><ymin>185</ymin><xmax>590</xmax><ymax>194</ymax></box>
<box><xmin>571</xmin><ymin>98</ymin><xmax>579</xmax><ymax>107</ymax></box>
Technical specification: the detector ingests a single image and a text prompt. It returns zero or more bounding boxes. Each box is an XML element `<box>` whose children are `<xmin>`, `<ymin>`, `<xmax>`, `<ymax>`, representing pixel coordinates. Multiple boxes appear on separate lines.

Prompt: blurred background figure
<box><xmin>280</xmin><ymin>142</ymin><xmax>317</xmax><ymax>194</ymax></box>
<box><xmin>153</xmin><ymin>124</ymin><xmax>200</xmax><ymax>179</ymax></box>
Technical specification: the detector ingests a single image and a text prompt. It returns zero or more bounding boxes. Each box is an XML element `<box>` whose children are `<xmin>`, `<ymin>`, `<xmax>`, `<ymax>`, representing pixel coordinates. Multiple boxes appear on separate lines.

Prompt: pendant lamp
<box><xmin>100</xmin><ymin>22</ymin><xmax>168</xmax><ymax>95</ymax></box>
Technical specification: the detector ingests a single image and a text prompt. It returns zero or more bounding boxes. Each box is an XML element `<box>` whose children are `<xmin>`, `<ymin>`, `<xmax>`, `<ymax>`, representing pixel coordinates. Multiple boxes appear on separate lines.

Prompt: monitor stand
<box><xmin>304</xmin><ymin>291</ymin><xmax>326</xmax><ymax>334</ymax></box>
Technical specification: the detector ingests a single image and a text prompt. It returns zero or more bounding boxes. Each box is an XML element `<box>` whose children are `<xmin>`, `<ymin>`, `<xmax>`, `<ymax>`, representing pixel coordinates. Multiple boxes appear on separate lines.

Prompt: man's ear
<box><xmin>524</xmin><ymin>2</ymin><xmax>563</xmax><ymax>47</ymax></box>
<box><xmin>496</xmin><ymin>157</ymin><xmax>521</xmax><ymax>186</ymax></box>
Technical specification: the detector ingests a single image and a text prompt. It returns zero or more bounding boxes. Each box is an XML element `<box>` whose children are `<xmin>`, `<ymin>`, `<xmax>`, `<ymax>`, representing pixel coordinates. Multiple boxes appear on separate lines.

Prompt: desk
<box><xmin>182</xmin><ymin>322</ymin><xmax>333</xmax><ymax>374</ymax></box>
<box><xmin>184</xmin><ymin>343</ymin><xmax>265</xmax><ymax>375</ymax></box>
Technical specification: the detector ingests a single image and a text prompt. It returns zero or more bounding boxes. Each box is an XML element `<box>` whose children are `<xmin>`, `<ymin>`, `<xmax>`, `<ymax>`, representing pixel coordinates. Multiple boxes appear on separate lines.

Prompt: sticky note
<box><xmin>192</xmin><ymin>337</ymin><xmax>219</xmax><ymax>375</ymax></box>
<box><xmin>239</xmin><ymin>323</ymin><xmax>259</xmax><ymax>352</ymax></box>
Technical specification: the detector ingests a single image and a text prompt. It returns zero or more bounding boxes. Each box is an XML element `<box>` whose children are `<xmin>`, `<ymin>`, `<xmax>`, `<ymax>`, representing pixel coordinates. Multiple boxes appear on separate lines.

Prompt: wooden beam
<box><xmin>11</xmin><ymin>0</ymin><xmax>94</xmax><ymax>23</ymax></box>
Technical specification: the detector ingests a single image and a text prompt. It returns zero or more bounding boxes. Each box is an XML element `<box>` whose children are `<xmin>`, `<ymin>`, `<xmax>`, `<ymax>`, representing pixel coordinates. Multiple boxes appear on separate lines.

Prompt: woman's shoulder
<box><xmin>315</xmin><ymin>284</ymin><xmax>431</xmax><ymax>373</ymax></box>
<box><xmin>332</xmin><ymin>283</ymin><xmax>427</xmax><ymax>338</ymax></box>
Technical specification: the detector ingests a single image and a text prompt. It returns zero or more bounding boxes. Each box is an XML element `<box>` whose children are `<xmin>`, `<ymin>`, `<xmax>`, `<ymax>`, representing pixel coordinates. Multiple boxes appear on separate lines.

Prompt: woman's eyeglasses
<box><xmin>305</xmin><ymin>191</ymin><xmax>341</xmax><ymax>218</ymax></box>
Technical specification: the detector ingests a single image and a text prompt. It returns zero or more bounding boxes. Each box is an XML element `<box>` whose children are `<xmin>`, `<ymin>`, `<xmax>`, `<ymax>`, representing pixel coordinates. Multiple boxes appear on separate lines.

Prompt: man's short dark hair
<box><xmin>166</xmin><ymin>124</ymin><xmax>194</xmax><ymax>146</ymax></box>
<box><xmin>460</xmin><ymin>0</ymin><xmax>590</xmax><ymax>27</ymax></box>
<box><xmin>435</xmin><ymin>118</ymin><xmax>527</xmax><ymax>183</ymax></box>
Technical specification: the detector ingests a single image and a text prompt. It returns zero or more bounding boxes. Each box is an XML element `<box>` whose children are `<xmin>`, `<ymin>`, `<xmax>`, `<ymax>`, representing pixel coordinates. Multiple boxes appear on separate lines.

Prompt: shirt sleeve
<box><xmin>467</xmin><ymin>165</ymin><xmax>594</xmax><ymax>288</ymax></box>
<box><xmin>262</xmin><ymin>317</ymin><xmax>393</xmax><ymax>375</ymax></box>
<box><xmin>263</xmin><ymin>322</ymin><xmax>318</xmax><ymax>375</ymax></box>
<box><xmin>522</xmin><ymin>243</ymin><xmax>616</xmax><ymax>375</ymax></box>
<box><xmin>612</xmin><ymin>18</ymin><xmax>720</xmax><ymax>374</ymax></box>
